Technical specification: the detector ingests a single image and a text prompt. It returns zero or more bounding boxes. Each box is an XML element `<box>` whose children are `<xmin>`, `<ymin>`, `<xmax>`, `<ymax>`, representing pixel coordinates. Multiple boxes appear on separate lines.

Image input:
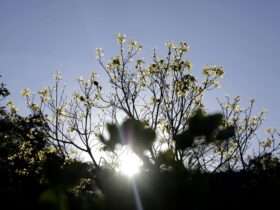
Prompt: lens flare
<box><xmin>117</xmin><ymin>147</ymin><xmax>143</xmax><ymax>177</ymax></box>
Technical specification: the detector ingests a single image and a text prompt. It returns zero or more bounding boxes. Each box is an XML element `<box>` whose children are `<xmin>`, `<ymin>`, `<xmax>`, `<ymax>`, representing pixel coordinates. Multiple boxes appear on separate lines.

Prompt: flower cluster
<box><xmin>170</xmin><ymin>59</ymin><xmax>192</xmax><ymax>72</ymax></box>
<box><xmin>38</xmin><ymin>87</ymin><xmax>49</xmax><ymax>102</ymax></box>
<box><xmin>165</xmin><ymin>41</ymin><xmax>190</xmax><ymax>56</ymax></box>
<box><xmin>178</xmin><ymin>42</ymin><xmax>190</xmax><ymax>52</ymax></box>
<box><xmin>30</xmin><ymin>103</ymin><xmax>40</xmax><ymax>112</ymax></box>
<box><xmin>53</xmin><ymin>71</ymin><xmax>62</xmax><ymax>81</ymax></box>
<box><xmin>6</xmin><ymin>100</ymin><xmax>18</xmax><ymax>113</ymax></box>
<box><xmin>174</xmin><ymin>74</ymin><xmax>196</xmax><ymax>96</ymax></box>
<box><xmin>260</xmin><ymin>138</ymin><xmax>273</xmax><ymax>149</ymax></box>
<box><xmin>128</xmin><ymin>40</ymin><xmax>142</xmax><ymax>51</ymax></box>
<box><xmin>203</xmin><ymin>65</ymin><xmax>224</xmax><ymax>77</ymax></box>
<box><xmin>96</xmin><ymin>48</ymin><xmax>104</xmax><ymax>59</ymax></box>
<box><xmin>116</xmin><ymin>33</ymin><xmax>126</xmax><ymax>44</ymax></box>
<box><xmin>21</xmin><ymin>88</ymin><xmax>32</xmax><ymax>97</ymax></box>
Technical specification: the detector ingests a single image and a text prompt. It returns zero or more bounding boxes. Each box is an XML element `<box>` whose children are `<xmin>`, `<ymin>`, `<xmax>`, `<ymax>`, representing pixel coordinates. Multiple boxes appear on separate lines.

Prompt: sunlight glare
<box><xmin>117</xmin><ymin>147</ymin><xmax>143</xmax><ymax>177</ymax></box>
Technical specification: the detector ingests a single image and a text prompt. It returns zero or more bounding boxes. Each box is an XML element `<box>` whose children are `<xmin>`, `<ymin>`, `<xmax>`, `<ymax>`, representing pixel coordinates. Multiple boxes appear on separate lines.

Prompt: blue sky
<box><xmin>0</xmin><ymin>0</ymin><xmax>279</xmax><ymax>129</ymax></box>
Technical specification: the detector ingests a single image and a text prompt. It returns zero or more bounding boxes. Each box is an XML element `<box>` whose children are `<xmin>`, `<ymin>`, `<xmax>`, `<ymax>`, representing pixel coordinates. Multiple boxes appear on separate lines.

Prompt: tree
<box><xmin>20</xmin><ymin>34</ymin><xmax>280</xmax><ymax>173</ymax></box>
<box><xmin>2</xmin><ymin>30</ymin><xmax>280</xmax><ymax>210</ymax></box>
<box><xmin>0</xmin><ymin>78</ymin><xmax>101</xmax><ymax>210</ymax></box>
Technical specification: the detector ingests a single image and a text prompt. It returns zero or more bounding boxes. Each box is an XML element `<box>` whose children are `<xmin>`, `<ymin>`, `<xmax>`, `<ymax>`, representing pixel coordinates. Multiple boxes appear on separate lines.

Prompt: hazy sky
<box><xmin>0</xmin><ymin>0</ymin><xmax>279</xmax><ymax>130</ymax></box>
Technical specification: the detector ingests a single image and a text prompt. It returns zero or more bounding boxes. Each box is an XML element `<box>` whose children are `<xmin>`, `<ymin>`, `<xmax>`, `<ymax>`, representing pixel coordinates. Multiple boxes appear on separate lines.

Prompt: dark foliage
<box><xmin>0</xmin><ymin>79</ymin><xmax>279</xmax><ymax>210</ymax></box>
<box><xmin>0</xmin><ymin>81</ymin><xmax>97</xmax><ymax>210</ymax></box>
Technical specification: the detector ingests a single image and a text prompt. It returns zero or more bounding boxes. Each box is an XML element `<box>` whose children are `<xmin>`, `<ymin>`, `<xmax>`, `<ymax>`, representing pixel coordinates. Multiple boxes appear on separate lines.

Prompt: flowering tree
<box><xmin>20</xmin><ymin>34</ymin><xmax>280</xmax><ymax>172</ymax></box>
<box><xmin>96</xmin><ymin>34</ymin><xmax>227</xmax><ymax>164</ymax></box>
<box><xmin>20</xmin><ymin>72</ymin><xmax>104</xmax><ymax>168</ymax></box>
<box><xmin>215</xmin><ymin>96</ymin><xmax>280</xmax><ymax>170</ymax></box>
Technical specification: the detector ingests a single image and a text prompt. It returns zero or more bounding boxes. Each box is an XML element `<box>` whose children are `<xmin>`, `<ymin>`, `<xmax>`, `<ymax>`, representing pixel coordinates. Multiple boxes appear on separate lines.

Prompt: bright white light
<box><xmin>117</xmin><ymin>147</ymin><xmax>143</xmax><ymax>177</ymax></box>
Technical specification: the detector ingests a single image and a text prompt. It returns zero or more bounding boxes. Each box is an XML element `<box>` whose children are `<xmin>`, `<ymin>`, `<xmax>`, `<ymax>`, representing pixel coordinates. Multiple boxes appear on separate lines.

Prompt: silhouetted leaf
<box><xmin>174</xmin><ymin>110</ymin><xmax>230</xmax><ymax>150</ymax></box>
<box><xmin>174</xmin><ymin>131</ymin><xmax>194</xmax><ymax>150</ymax></box>
<box><xmin>216</xmin><ymin>126</ymin><xmax>235</xmax><ymax>141</ymax></box>
<box><xmin>157</xmin><ymin>149</ymin><xmax>176</xmax><ymax>167</ymax></box>
<box><xmin>99</xmin><ymin>119</ymin><xmax>156</xmax><ymax>153</ymax></box>
<box><xmin>99</xmin><ymin>123</ymin><xmax>121</xmax><ymax>151</ymax></box>
<box><xmin>121</xmin><ymin>119</ymin><xmax>156</xmax><ymax>154</ymax></box>
<box><xmin>188</xmin><ymin>110</ymin><xmax>223</xmax><ymax>139</ymax></box>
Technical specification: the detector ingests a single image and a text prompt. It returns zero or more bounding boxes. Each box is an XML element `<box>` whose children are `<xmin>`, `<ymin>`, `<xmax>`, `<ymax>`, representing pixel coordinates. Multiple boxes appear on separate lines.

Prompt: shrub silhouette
<box><xmin>0</xmin><ymin>80</ymin><xmax>98</xmax><ymax>210</ymax></box>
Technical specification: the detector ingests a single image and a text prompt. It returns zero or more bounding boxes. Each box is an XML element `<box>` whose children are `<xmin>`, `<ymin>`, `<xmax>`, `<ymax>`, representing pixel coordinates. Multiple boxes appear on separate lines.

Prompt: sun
<box><xmin>79</xmin><ymin>144</ymin><xmax>142</xmax><ymax>177</ymax></box>
<box><xmin>117</xmin><ymin>147</ymin><xmax>143</xmax><ymax>177</ymax></box>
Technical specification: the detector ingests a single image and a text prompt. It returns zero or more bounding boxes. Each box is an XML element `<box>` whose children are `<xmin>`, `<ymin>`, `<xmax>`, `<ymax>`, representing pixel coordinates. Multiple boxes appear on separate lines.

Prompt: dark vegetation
<box><xmin>0</xmin><ymin>78</ymin><xmax>279</xmax><ymax>210</ymax></box>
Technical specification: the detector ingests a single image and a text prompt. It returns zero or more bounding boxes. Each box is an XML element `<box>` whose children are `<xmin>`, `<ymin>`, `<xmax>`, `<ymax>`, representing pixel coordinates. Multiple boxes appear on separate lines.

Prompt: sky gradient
<box><xmin>0</xmin><ymin>0</ymin><xmax>279</xmax><ymax>130</ymax></box>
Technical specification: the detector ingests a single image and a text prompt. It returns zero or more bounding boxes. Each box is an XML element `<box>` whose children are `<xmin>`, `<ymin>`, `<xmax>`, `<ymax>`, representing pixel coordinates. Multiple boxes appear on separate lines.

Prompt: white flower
<box><xmin>73</xmin><ymin>92</ymin><xmax>81</xmax><ymax>101</ymax></box>
<box><xmin>106</xmin><ymin>63</ymin><xmax>114</xmax><ymax>71</ymax></box>
<box><xmin>179</xmin><ymin>42</ymin><xmax>190</xmax><ymax>52</ymax></box>
<box><xmin>30</xmin><ymin>103</ymin><xmax>40</xmax><ymax>112</ymax></box>
<box><xmin>266</xmin><ymin>128</ymin><xmax>276</xmax><ymax>134</ymax></box>
<box><xmin>56</xmin><ymin>106</ymin><xmax>66</xmax><ymax>116</ymax></box>
<box><xmin>53</xmin><ymin>71</ymin><xmax>62</xmax><ymax>81</ymax></box>
<box><xmin>261</xmin><ymin>138</ymin><xmax>273</xmax><ymax>148</ymax></box>
<box><xmin>266</xmin><ymin>128</ymin><xmax>273</xmax><ymax>133</ymax></box>
<box><xmin>165</xmin><ymin>41</ymin><xmax>176</xmax><ymax>49</ymax></box>
<box><xmin>90</xmin><ymin>71</ymin><xmax>96</xmax><ymax>81</ymax></box>
<box><xmin>234</xmin><ymin>104</ymin><xmax>241</xmax><ymax>112</ymax></box>
<box><xmin>183</xmin><ymin>60</ymin><xmax>192</xmax><ymax>70</ymax></box>
<box><xmin>130</xmin><ymin>40</ymin><xmax>137</xmax><ymax>47</ymax></box>
<box><xmin>249</xmin><ymin>116</ymin><xmax>258</xmax><ymax>126</ymax></box>
<box><xmin>223</xmin><ymin>103</ymin><xmax>231</xmax><ymax>109</ymax></box>
<box><xmin>38</xmin><ymin>88</ymin><xmax>49</xmax><ymax>102</ymax></box>
<box><xmin>20</xmin><ymin>88</ymin><xmax>31</xmax><ymax>97</ymax></box>
<box><xmin>116</xmin><ymin>33</ymin><xmax>126</xmax><ymax>44</ymax></box>
<box><xmin>213</xmin><ymin>80</ymin><xmax>221</xmax><ymax>88</ymax></box>
<box><xmin>6</xmin><ymin>100</ymin><xmax>18</xmax><ymax>113</ymax></box>
<box><xmin>203</xmin><ymin>65</ymin><xmax>224</xmax><ymax>77</ymax></box>
<box><xmin>96</xmin><ymin>48</ymin><xmax>104</xmax><ymax>59</ymax></box>
<box><xmin>129</xmin><ymin>40</ymin><xmax>142</xmax><ymax>51</ymax></box>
